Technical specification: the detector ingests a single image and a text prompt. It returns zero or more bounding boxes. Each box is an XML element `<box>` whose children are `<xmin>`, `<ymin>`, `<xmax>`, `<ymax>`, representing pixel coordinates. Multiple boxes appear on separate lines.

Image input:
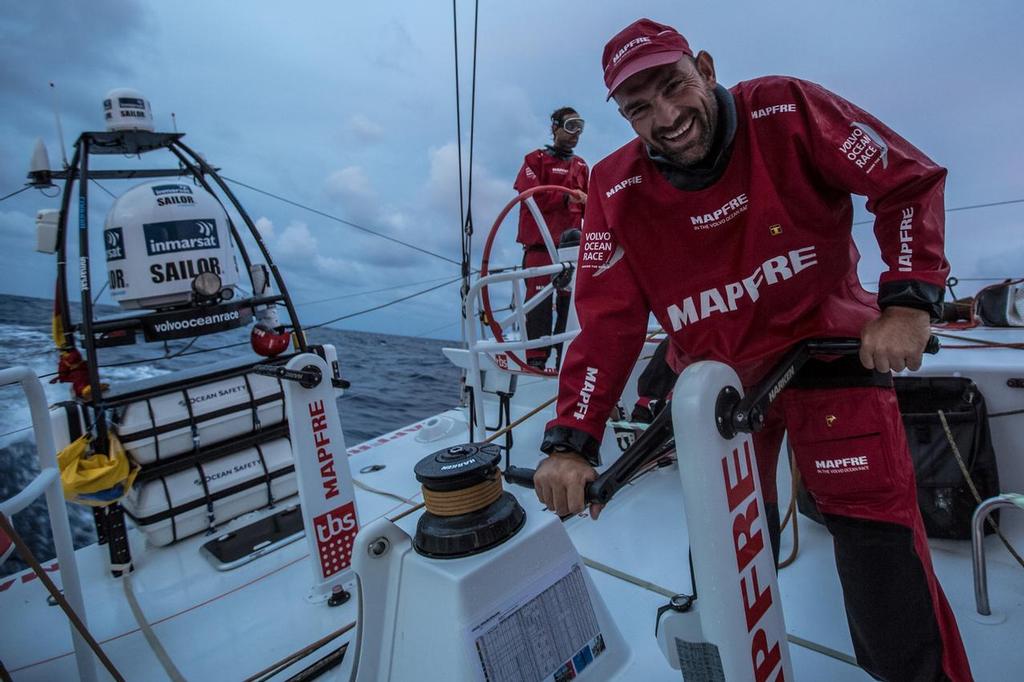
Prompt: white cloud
<box><xmin>424</xmin><ymin>142</ymin><xmax>509</xmax><ymax>219</ymax></box>
<box><xmin>0</xmin><ymin>209</ymin><xmax>35</xmax><ymax>239</ymax></box>
<box><xmin>349</xmin><ymin>114</ymin><xmax>385</xmax><ymax>142</ymax></box>
<box><xmin>378</xmin><ymin>208</ymin><xmax>408</xmax><ymax>231</ymax></box>
<box><xmin>254</xmin><ymin>215</ymin><xmax>275</xmax><ymax>240</ymax></box>
<box><xmin>424</xmin><ymin>142</ymin><xmax>461</xmax><ymax>214</ymax></box>
<box><xmin>255</xmin><ymin>219</ymin><xmax>384</xmax><ymax>288</ymax></box>
<box><xmin>324</xmin><ymin>166</ymin><xmax>374</xmax><ymax>202</ymax></box>
<box><xmin>275</xmin><ymin>221</ymin><xmax>319</xmax><ymax>261</ymax></box>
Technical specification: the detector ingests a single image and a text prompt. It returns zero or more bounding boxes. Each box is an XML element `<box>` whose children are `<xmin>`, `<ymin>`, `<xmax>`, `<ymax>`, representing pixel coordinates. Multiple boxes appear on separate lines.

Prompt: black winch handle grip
<box><xmin>503</xmin><ymin>465</ymin><xmax>602</xmax><ymax>503</ymax></box>
<box><xmin>503</xmin><ymin>465</ymin><xmax>537</xmax><ymax>489</ymax></box>
<box><xmin>805</xmin><ymin>335</ymin><xmax>940</xmax><ymax>356</ymax></box>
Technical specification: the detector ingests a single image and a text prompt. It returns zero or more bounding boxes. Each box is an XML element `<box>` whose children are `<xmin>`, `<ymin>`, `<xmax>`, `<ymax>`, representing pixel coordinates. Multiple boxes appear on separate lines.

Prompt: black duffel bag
<box><xmin>797</xmin><ymin>376</ymin><xmax>999</xmax><ymax>539</ymax></box>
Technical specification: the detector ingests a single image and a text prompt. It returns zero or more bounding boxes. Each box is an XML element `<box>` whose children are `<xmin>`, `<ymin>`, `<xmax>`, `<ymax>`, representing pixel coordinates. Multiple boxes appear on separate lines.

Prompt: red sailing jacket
<box><xmin>546</xmin><ymin>76</ymin><xmax>948</xmax><ymax>456</ymax></box>
<box><xmin>514</xmin><ymin>147</ymin><xmax>590</xmax><ymax>248</ymax></box>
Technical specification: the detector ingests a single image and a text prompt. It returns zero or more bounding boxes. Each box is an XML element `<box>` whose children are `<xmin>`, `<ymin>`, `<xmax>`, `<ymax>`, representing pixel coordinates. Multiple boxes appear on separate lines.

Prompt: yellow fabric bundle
<box><xmin>57</xmin><ymin>434</ymin><xmax>139</xmax><ymax>506</ymax></box>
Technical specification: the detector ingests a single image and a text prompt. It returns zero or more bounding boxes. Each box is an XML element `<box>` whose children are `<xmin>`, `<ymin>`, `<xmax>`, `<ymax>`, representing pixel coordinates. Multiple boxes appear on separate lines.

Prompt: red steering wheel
<box><xmin>479</xmin><ymin>184</ymin><xmax>586</xmax><ymax>374</ymax></box>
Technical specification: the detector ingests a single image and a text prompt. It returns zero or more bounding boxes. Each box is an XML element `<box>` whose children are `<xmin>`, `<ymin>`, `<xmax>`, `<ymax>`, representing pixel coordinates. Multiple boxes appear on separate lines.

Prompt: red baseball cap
<box><xmin>602</xmin><ymin>18</ymin><xmax>693</xmax><ymax>100</ymax></box>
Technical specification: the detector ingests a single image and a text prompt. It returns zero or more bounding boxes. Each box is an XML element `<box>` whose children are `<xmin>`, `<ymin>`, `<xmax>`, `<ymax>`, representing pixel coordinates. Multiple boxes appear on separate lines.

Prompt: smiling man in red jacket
<box><xmin>534</xmin><ymin>18</ymin><xmax>972</xmax><ymax>682</ymax></box>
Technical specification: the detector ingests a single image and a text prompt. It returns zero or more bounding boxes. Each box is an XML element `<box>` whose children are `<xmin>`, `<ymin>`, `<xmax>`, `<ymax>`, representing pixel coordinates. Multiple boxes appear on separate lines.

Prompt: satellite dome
<box><xmin>103</xmin><ymin>181</ymin><xmax>239</xmax><ymax>309</ymax></box>
<box><xmin>103</xmin><ymin>88</ymin><xmax>154</xmax><ymax>132</ymax></box>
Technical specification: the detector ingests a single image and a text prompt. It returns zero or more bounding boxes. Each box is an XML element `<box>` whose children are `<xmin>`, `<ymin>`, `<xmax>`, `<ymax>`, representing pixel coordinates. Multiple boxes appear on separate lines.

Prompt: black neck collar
<box><xmin>646</xmin><ymin>84</ymin><xmax>737</xmax><ymax>191</ymax></box>
<box><xmin>545</xmin><ymin>144</ymin><xmax>575</xmax><ymax>160</ymax></box>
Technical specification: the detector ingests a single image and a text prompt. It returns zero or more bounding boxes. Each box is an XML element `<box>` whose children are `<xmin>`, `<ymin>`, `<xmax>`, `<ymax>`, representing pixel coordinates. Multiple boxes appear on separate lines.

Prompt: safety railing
<box><xmin>464</xmin><ymin>263</ymin><xmax>580</xmax><ymax>441</ymax></box>
<box><xmin>0</xmin><ymin>366</ymin><xmax>97</xmax><ymax>682</ymax></box>
<box><xmin>971</xmin><ymin>492</ymin><xmax>1024</xmax><ymax>616</ymax></box>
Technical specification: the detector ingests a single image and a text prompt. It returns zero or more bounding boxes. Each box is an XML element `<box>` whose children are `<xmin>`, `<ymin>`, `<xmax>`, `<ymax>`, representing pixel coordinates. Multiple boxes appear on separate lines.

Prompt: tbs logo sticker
<box><xmin>313</xmin><ymin>502</ymin><xmax>358</xmax><ymax>577</ymax></box>
<box><xmin>104</xmin><ymin>228</ymin><xmax>125</xmax><ymax>261</ymax></box>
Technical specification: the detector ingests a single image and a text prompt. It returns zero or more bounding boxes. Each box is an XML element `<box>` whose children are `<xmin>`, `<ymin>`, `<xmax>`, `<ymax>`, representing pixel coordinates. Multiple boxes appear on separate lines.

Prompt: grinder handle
<box><xmin>504</xmin><ymin>465</ymin><xmax>600</xmax><ymax>503</ymax></box>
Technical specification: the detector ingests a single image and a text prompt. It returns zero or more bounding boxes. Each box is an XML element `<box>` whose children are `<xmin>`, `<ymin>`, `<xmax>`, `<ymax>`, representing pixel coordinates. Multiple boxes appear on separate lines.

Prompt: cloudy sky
<box><xmin>1</xmin><ymin>1</ymin><xmax>1021</xmax><ymax>340</ymax></box>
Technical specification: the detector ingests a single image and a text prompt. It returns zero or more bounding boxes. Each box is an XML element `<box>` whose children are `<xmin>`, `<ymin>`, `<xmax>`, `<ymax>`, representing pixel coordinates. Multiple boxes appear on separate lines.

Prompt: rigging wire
<box><xmin>452</xmin><ymin>0</ymin><xmax>481</xmax><ymax>330</ymax></box>
<box><xmin>0</xmin><ymin>186</ymin><xmax>31</xmax><ymax>203</ymax></box>
<box><xmin>5</xmin><ymin>277</ymin><xmax>465</xmax><ymax>441</ymax></box>
<box><xmin>452</xmin><ymin>0</ymin><xmax>466</xmax><ymax>249</ymax></box>
<box><xmin>0</xmin><ymin>424</ymin><xmax>32</xmax><ymax>440</ymax></box>
<box><xmin>852</xmin><ymin>197</ymin><xmax>1024</xmax><ymax>225</ymax></box>
<box><xmin>92</xmin><ymin>281</ymin><xmax>109</xmax><ymax>306</ymax></box>
<box><xmin>305</xmin><ymin>276</ymin><xmax>461</xmax><ymax>330</ymax></box>
<box><xmin>294</xmin><ymin>274</ymin><xmax>457</xmax><ymax>307</ymax></box>
<box><xmin>94</xmin><ymin>280</ymin><xmax>460</xmax><ymax>370</ymax></box>
<box><xmin>463</xmin><ymin>0</ymin><xmax>480</xmax><ymax>304</ymax></box>
<box><xmin>221</xmin><ymin>175</ymin><xmax>460</xmax><ymax>266</ymax></box>
<box><xmin>21</xmin><ymin>276</ymin><xmax>467</xmax><ymax>387</ymax></box>
<box><xmin>413</xmin><ymin>319</ymin><xmax>461</xmax><ymax>339</ymax></box>
<box><xmin>90</xmin><ymin>178</ymin><xmax>116</xmax><ymax>198</ymax></box>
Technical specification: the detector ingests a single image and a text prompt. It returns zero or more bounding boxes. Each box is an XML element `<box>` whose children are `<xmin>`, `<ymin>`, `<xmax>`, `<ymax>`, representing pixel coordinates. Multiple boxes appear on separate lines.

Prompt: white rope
<box><xmin>353</xmin><ymin>478</ymin><xmax>419</xmax><ymax>506</ymax></box>
<box><xmin>122</xmin><ymin>573</ymin><xmax>188</xmax><ymax>682</ymax></box>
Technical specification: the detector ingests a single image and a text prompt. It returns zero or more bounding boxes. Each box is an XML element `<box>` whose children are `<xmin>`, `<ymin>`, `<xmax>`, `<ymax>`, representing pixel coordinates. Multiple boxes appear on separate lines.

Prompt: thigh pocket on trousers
<box><xmin>784</xmin><ymin>388</ymin><xmax>899</xmax><ymax>506</ymax></box>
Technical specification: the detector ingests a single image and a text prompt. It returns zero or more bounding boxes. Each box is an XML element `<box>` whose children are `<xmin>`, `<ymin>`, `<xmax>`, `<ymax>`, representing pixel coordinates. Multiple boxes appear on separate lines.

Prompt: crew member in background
<box><xmin>513</xmin><ymin>106</ymin><xmax>589</xmax><ymax>370</ymax></box>
<box><xmin>534</xmin><ymin>19</ymin><xmax>972</xmax><ymax>681</ymax></box>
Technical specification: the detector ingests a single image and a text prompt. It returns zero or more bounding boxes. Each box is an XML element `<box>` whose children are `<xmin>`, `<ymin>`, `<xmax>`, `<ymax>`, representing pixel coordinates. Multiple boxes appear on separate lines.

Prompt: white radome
<box><xmin>102</xmin><ymin>88</ymin><xmax>154</xmax><ymax>132</ymax></box>
<box><xmin>103</xmin><ymin>181</ymin><xmax>239</xmax><ymax>309</ymax></box>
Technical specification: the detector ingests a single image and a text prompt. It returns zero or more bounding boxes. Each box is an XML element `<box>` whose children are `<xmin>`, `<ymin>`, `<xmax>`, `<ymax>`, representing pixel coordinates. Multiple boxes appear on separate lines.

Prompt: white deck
<box><xmin>2</xmin><ymin>328</ymin><xmax>1023</xmax><ymax>680</ymax></box>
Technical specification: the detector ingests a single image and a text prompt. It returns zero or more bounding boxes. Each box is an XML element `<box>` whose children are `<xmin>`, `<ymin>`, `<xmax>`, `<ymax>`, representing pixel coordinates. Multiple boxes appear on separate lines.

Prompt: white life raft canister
<box><xmin>120</xmin><ymin>437</ymin><xmax>298</xmax><ymax>547</ymax></box>
<box><xmin>103</xmin><ymin>88</ymin><xmax>155</xmax><ymax>132</ymax></box>
<box><xmin>115</xmin><ymin>369</ymin><xmax>286</xmax><ymax>465</ymax></box>
<box><xmin>104</xmin><ymin>181</ymin><xmax>239</xmax><ymax>309</ymax></box>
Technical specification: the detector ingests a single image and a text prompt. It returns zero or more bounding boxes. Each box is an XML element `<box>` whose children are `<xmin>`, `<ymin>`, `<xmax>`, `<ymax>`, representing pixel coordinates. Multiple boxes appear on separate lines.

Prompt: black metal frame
<box><xmin>48</xmin><ymin>128</ymin><xmax>309</xmax><ymax>573</ymax></box>
<box><xmin>52</xmin><ymin>130</ymin><xmax>308</xmax><ymax>433</ymax></box>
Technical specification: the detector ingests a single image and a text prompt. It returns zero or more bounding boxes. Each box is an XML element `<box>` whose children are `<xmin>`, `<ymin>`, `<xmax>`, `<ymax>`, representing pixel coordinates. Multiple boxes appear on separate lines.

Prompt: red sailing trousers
<box><xmin>754</xmin><ymin>384</ymin><xmax>973</xmax><ymax>682</ymax></box>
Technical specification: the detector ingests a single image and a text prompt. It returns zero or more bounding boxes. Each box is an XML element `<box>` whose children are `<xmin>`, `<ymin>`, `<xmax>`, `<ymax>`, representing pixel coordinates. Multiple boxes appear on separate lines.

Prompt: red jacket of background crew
<box><xmin>514</xmin><ymin>148</ymin><xmax>589</xmax><ymax>248</ymax></box>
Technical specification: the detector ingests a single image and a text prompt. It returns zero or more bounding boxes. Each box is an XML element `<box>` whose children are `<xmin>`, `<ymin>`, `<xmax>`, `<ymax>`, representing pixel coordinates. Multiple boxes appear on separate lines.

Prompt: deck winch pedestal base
<box><xmin>350</xmin><ymin>443</ymin><xmax>629</xmax><ymax>681</ymax></box>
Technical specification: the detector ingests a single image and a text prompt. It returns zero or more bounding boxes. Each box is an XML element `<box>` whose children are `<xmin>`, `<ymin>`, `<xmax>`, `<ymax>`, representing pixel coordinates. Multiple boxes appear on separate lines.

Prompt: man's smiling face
<box><xmin>614</xmin><ymin>54</ymin><xmax>719</xmax><ymax>167</ymax></box>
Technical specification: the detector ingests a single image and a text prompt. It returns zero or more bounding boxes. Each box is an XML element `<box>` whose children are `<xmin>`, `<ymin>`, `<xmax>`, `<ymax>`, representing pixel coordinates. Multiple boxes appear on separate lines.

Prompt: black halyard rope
<box><xmin>462</xmin><ymin>0</ymin><xmax>480</xmax><ymax>317</ymax></box>
<box><xmin>453</xmin><ymin>0</ymin><xmax>481</xmax><ymax>324</ymax></box>
<box><xmin>452</xmin><ymin>0</ymin><xmax>466</xmax><ymax>249</ymax></box>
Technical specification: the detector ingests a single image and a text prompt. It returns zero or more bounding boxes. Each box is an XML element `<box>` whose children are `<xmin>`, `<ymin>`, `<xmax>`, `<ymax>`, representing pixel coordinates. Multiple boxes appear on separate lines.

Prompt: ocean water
<box><xmin>0</xmin><ymin>294</ymin><xmax>461</xmax><ymax>576</ymax></box>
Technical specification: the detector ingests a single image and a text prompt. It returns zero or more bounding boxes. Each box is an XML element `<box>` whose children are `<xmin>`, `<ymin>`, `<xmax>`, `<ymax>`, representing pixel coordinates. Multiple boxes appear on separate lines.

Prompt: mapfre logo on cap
<box><xmin>609</xmin><ymin>36</ymin><xmax>652</xmax><ymax>68</ymax></box>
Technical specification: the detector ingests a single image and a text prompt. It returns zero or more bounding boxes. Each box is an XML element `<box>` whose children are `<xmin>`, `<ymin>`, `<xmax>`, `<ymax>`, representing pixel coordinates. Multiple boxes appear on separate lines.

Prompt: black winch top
<box><xmin>412</xmin><ymin>442</ymin><xmax>525</xmax><ymax>559</ymax></box>
<box><xmin>414</xmin><ymin>443</ymin><xmax>502</xmax><ymax>493</ymax></box>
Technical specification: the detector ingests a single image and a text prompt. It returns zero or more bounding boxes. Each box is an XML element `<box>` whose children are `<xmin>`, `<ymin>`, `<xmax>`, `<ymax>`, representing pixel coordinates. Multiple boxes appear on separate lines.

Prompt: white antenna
<box><xmin>49</xmin><ymin>82</ymin><xmax>69</xmax><ymax>168</ymax></box>
<box><xmin>171</xmin><ymin>112</ymin><xmax>178</xmax><ymax>133</ymax></box>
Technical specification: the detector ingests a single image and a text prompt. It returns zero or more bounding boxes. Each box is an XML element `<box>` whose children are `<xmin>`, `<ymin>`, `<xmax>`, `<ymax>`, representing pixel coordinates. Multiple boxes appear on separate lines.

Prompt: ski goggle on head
<box><xmin>559</xmin><ymin>117</ymin><xmax>585</xmax><ymax>134</ymax></box>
